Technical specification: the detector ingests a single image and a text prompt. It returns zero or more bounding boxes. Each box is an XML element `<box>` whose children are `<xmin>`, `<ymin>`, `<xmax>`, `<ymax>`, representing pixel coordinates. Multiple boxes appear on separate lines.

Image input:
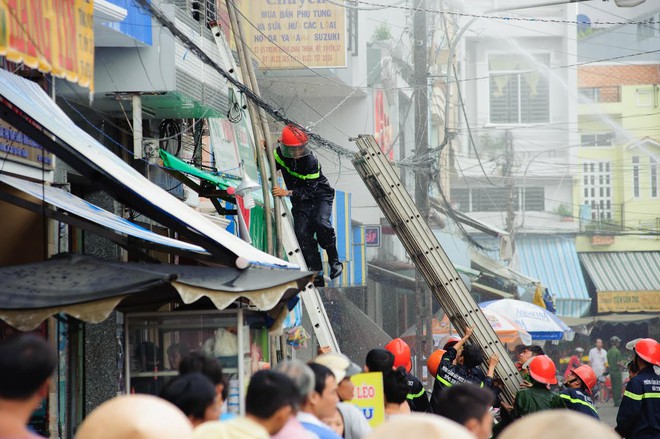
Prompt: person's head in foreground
<box><xmin>159</xmin><ymin>373</ymin><xmax>221</xmax><ymax>427</ymax></box>
<box><xmin>193</xmin><ymin>370</ymin><xmax>298</xmax><ymax>439</ymax></box>
<box><xmin>75</xmin><ymin>394</ymin><xmax>193</xmax><ymax>439</ymax></box>
<box><xmin>365</xmin><ymin>348</ymin><xmax>395</xmax><ymax>373</ymax></box>
<box><xmin>0</xmin><ymin>334</ymin><xmax>57</xmax><ymax>439</ymax></box>
<box><xmin>245</xmin><ymin>370</ymin><xmax>299</xmax><ymax>435</ymax></box>
<box><xmin>314</xmin><ymin>352</ymin><xmax>361</xmax><ymax>402</ymax></box>
<box><xmin>0</xmin><ymin>333</ymin><xmax>56</xmax><ymax>402</ymax></box>
<box><xmin>435</xmin><ymin>384</ymin><xmax>496</xmax><ymax>439</ymax></box>
<box><xmin>321</xmin><ymin>406</ymin><xmax>345</xmax><ymax>437</ymax></box>
<box><xmin>306</xmin><ymin>362</ymin><xmax>340</xmax><ymax>419</ymax></box>
<box><xmin>365</xmin><ymin>413</ymin><xmax>475</xmax><ymax>439</ymax></box>
<box><xmin>499</xmin><ymin>410</ymin><xmax>619</xmax><ymax>439</ymax></box>
<box><xmin>382</xmin><ymin>367</ymin><xmax>410</xmax><ymax>416</ymax></box>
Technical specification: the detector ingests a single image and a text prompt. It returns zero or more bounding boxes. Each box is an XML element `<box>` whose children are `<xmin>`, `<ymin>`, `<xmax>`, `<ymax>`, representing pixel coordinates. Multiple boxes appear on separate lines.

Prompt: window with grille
<box><xmin>489</xmin><ymin>54</ymin><xmax>550</xmax><ymax>124</ymax></box>
<box><xmin>637</xmin><ymin>18</ymin><xmax>656</xmax><ymax>41</ymax></box>
<box><xmin>581</xmin><ymin>132</ymin><xmax>615</xmax><ymax>147</ymax></box>
<box><xmin>190</xmin><ymin>0</ymin><xmax>216</xmax><ymax>26</ymax></box>
<box><xmin>451</xmin><ymin>187</ymin><xmax>544</xmax><ymax>212</ymax></box>
<box><xmin>583</xmin><ymin>161</ymin><xmax>612</xmax><ymax>220</ymax></box>
<box><xmin>633</xmin><ymin>156</ymin><xmax>640</xmax><ymax>198</ymax></box>
<box><xmin>651</xmin><ymin>157</ymin><xmax>658</xmax><ymax>198</ymax></box>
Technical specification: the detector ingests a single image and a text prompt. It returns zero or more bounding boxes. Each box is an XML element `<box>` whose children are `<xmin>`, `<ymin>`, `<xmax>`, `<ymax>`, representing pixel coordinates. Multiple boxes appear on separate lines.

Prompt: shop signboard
<box><xmin>598</xmin><ymin>290</ymin><xmax>660</xmax><ymax>313</ymax></box>
<box><xmin>0</xmin><ymin>120</ymin><xmax>53</xmax><ymax>170</ymax></box>
<box><xmin>349</xmin><ymin>372</ymin><xmax>385</xmax><ymax>428</ymax></box>
<box><xmin>364</xmin><ymin>225</ymin><xmax>381</xmax><ymax>247</ymax></box>
<box><xmin>237</xmin><ymin>0</ymin><xmax>346</xmax><ymax>69</ymax></box>
<box><xmin>208</xmin><ymin>117</ymin><xmax>258</xmax><ymax>180</ymax></box>
<box><xmin>0</xmin><ymin>0</ymin><xmax>95</xmax><ymax>90</ymax></box>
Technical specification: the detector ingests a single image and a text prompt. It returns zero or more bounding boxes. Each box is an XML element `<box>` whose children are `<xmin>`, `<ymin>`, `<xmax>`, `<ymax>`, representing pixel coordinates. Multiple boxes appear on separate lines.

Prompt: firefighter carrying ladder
<box><xmin>351</xmin><ymin>134</ymin><xmax>522</xmax><ymax>404</ymax></box>
<box><xmin>209</xmin><ymin>21</ymin><xmax>339</xmax><ymax>353</ymax></box>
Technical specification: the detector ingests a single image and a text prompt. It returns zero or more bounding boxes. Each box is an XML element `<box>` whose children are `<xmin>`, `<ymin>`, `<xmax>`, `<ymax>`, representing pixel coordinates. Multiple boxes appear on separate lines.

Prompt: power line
<box><xmin>133</xmin><ymin>0</ymin><xmax>356</xmax><ymax>159</ymax></box>
<box><xmin>352</xmin><ymin>0</ymin><xmax>660</xmax><ymax>26</ymax></box>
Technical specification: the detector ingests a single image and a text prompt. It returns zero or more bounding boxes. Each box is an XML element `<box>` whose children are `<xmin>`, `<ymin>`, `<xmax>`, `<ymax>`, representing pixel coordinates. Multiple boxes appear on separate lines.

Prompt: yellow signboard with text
<box><xmin>349</xmin><ymin>372</ymin><xmax>385</xmax><ymax>428</ymax></box>
<box><xmin>0</xmin><ymin>0</ymin><xmax>94</xmax><ymax>90</ymax></box>
<box><xmin>238</xmin><ymin>0</ymin><xmax>346</xmax><ymax>69</ymax></box>
<box><xmin>598</xmin><ymin>291</ymin><xmax>660</xmax><ymax>313</ymax></box>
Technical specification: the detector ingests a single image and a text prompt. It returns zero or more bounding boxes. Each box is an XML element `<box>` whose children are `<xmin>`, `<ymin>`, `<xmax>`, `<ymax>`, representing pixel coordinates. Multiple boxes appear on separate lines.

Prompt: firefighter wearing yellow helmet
<box><xmin>272</xmin><ymin>124</ymin><xmax>342</xmax><ymax>286</ymax></box>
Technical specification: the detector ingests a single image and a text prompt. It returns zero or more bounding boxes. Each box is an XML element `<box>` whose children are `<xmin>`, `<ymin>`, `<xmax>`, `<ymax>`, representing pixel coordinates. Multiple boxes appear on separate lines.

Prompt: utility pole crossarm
<box><xmin>351</xmin><ymin>135</ymin><xmax>522</xmax><ymax>405</ymax></box>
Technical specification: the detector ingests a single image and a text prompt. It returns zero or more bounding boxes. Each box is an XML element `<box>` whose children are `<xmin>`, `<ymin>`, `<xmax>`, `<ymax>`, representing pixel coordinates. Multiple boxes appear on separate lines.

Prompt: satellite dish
<box><xmin>577</xmin><ymin>14</ymin><xmax>591</xmax><ymax>33</ymax></box>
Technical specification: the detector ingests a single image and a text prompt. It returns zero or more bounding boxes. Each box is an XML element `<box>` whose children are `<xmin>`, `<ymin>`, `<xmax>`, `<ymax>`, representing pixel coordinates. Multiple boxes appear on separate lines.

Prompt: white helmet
<box><xmin>75</xmin><ymin>395</ymin><xmax>193</xmax><ymax>439</ymax></box>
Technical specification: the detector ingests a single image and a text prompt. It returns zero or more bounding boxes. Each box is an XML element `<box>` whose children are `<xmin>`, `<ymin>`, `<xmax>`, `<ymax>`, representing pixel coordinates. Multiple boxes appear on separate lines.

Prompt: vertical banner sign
<box><xmin>238</xmin><ymin>0</ymin><xmax>346</xmax><ymax>69</ymax></box>
<box><xmin>350</xmin><ymin>372</ymin><xmax>385</xmax><ymax>428</ymax></box>
<box><xmin>374</xmin><ymin>90</ymin><xmax>393</xmax><ymax>159</ymax></box>
<box><xmin>0</xmin><ymin>0</ymin><xmax>94</xmax><ymax>91</ymax></box>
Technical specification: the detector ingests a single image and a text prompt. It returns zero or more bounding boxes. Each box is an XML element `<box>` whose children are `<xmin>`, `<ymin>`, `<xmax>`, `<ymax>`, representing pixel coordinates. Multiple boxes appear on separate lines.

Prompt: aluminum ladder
<box><xmin>277</xmin><ymin>198</ymin><xmax>340</xmax><ymax>352</ymax></box>
<box><xmin>351</xmin><ymin>134</ymin><xmax>521</xmax><ymax>404</ymax></box>
<box><xmin>210</xmin><ymin>22</ymin><xmax>339</xmax><ymax>353</ymax></box>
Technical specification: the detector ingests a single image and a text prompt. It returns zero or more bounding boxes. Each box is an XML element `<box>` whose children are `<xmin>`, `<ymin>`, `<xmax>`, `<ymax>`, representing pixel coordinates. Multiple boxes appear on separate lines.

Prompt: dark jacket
<box><xmin>430</xmin><ymin>347</ymin><xmax>492</xmax><ymax>414</ymax></box>
<box><xmin>559</xmin><ymin>388</ymin><xmax>599</xmax><ymax>419</ymax></box>
<box><xmin>513</xmin><ymin>385</ymin><xmax>565</xmax><ymax>418</ymax></box>
<box><xmin>615</xmin><ymin>366</ymin><xmax>660</xmax><ymax>439</ymax></box>
<box><xmin>274</xmin><ymin>147</ymin><xmax>334</xmax><ymax>204</ymax></box>
<box><xmin>405</xmin><ymin>372</ymin><xmax>431</xmax><ymax>413</ymax></box>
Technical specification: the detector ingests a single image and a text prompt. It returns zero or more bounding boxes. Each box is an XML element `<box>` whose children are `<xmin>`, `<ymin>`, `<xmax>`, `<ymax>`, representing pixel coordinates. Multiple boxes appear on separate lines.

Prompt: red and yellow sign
<box><xmin>237</xmin><ymin>0</ymin><xmax>346</xmax><ymax>69</ymax></box>
<box><xmin>0</xmin><ymin>0</ymin><xmax>94</xmax><ymax>90</ymax></box>
<box><xmin>598</xmin><ymin>291</ymin><xmax>660</xmax><ymax>313</ymax></box>
<box><xmin>349</xmin><ymin>372</ymin><xmax>385</xmax><ymax>428</ymax></box>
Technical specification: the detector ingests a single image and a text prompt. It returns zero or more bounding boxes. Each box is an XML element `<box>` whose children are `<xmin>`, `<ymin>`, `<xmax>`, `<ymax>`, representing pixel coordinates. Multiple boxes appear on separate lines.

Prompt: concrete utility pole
<box><xmin>412</xmin><ymin>0</ymin><xmax>432</xmax><ymax>378</ymax></box>
<box><xmin>504</xmin><ymin>129</ymin><xmax>516</xmax><ymax>255</ymax></box>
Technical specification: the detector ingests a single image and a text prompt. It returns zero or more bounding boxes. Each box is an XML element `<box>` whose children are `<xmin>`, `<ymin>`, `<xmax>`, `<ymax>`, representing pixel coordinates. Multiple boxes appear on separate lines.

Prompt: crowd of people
<box><xmin>0</xmin><ymin>332</ymin><xmax>658</xmax><ymax>439</ymax></box>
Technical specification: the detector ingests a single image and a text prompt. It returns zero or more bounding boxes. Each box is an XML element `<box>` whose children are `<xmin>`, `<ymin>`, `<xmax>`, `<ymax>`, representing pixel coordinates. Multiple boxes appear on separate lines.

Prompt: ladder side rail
<box><xmin>353</xmin><ymin>140</ymin><xmax>522</xmax><ymax>386</ymax></box>
<box><xmin>352</xmin><ymin>136</ymin><xmax>521</xmax><ymax>403</ymax></box>
<box><xmin>277</xmin><ymin>197</ymin><xmax>340</xmax><ymax>352</ymax></box>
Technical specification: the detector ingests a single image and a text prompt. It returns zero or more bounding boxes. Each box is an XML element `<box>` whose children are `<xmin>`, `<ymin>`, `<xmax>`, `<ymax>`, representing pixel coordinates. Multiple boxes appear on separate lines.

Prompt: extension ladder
<box><xmin>351</xmin><ymin>134</ymin><xmax>521</xmax><ymax>404</ymax></box>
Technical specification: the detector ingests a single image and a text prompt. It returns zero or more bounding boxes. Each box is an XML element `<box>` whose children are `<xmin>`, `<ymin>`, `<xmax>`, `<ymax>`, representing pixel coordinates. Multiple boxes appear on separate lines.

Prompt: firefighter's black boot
<box><xmin>327</xmin><ymin>246</ymin><xmax>343</xmax><ymax>280</ymax></box>
<box><xmin>313</xmin><ymin>273</ymin><xmax>325</xmax><ymax>288</ymax></box>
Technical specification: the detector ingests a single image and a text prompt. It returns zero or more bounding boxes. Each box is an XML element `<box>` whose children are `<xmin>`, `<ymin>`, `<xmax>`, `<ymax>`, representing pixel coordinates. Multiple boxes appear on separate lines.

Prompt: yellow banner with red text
<box><xmin>0</xmin><ymin>0</ymin><xmax>94</xmax><ymax>90</ymax></box>
<box><xmin>597</xmin><ymin>291</ymin><xmax>660</xmax><ymax>313</ymax></box>
<box><xmin>237</xmin><ymin>0</ymin><xmax>346</xmax><ymax>69</ymax></box>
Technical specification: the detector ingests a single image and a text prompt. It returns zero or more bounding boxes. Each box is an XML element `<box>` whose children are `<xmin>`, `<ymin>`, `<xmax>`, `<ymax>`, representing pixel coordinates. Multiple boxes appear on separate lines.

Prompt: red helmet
<box><xmin>427</xmin><ymin>349</ymin><xmax>446</xmax><ymax>377</ymax></box>
<box><xmin>634</xmin><ymin>338</ymin><xmax>660</xmax><ymax>366</ymax></box>
<box><xmin>572</xmin><ymin>365</ymin><xmax>597</xmax><ymax>395</ymax></box>
<box><xmin>280</xmin><ymin>124</ymin><xmax>308</xmax><ymax>147</ymax></box>
<box><xmin>385</xmin><ymin>338</ymin><xmax>412</xmax><ymax>373</ymax></box>
<box><xmin>443</xmin><ymin>336</ymin><xmax>461</xmax><ymax>350</ymax></box>
<box><xmin>528</xmin><ymin>355</ymin><xmax>558</xmax><ymax>385</ymax></box>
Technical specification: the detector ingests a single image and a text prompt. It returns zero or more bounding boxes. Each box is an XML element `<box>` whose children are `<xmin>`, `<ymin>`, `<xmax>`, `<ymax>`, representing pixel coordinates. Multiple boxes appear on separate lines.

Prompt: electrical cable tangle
<box><xmin>134</xmin><ymin>0</ymin><xmax>356</xmax><ymax>158</ymax></box>
<box><xmin>351</xmin><ymin>0</ymin><xmax>660</xmax><ymax>26</ymax></box>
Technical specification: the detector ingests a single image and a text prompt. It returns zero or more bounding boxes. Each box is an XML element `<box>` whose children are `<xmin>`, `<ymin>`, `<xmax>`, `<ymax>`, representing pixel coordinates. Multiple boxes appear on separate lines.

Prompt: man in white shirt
<box><xmin>588</xmin><ymin>338</ymin><xmax>608</xmax><ymax>401</ymax></box>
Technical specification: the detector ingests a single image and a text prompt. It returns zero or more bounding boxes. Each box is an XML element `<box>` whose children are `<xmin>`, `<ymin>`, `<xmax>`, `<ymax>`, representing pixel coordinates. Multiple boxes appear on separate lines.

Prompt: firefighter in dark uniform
<box><xmin>560</xmin><ymin>364</ymin><xmax>599</xmax><ymax>419</ymax></box>
<box><xmin>272</xmin><ymin>124</ymin><xmax>342</xmax><ymax>287</ymax></box>
<box><xmin>430</xmin><ymin>326</ymin><xmax>499</xmax><ymax>414</ymax></box>
<box><xmin>385</xmin><ymin>338</ymin><xmax>431</xmax><ymax>413</ymax></box>
<box><xmin>615</xmin><ymin>338</ymin><xmax>660</xmax><ymax>439</ymax></box>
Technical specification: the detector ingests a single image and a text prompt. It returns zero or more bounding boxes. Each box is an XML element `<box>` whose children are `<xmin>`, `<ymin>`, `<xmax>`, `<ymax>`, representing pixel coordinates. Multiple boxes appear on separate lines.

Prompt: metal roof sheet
<box><xmin>579</xmin><ymin>252</ymin><xmax>660</xmax><ymax>292</ymax></box>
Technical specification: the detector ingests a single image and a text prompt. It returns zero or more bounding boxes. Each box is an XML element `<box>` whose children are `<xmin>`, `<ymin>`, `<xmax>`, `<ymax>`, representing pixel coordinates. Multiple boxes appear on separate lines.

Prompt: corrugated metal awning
<box><xmin>0</xmin><ymin>254</ymin><xmax>314</xmax><ymax>331</ymax></box>
<box><xmin>579</xmin><ymin>252</ymin><xmax>660</xmax><ymax>292</ymax></box>
<box><xmin>517</xmin><ymin>237</ymin><xmax>591</xmax><ymax>318</ymax></box>
<box><xmin>0</xmin><ymin>174</ymin><xmax>209</xmax><ymax>256</ymax></box>
<box><xmin>0</xmin><ymin>68</ymin><xmax>294</xmax><ymax>270</ymax></box>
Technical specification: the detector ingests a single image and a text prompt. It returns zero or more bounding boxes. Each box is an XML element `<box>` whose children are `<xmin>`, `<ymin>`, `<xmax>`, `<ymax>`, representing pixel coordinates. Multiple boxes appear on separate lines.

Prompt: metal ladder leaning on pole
<box><xmin>351</xmin><ymin>134</ymin><xmax>521</xmax><ymax>404</ymax></box>
<box><xmin>277</xmin><ymin>198</ymin><xmax>340</xmax><ymax>353</ymax></box>
<box><xmin>209</xmin><ymin>22</ymin><xmax>339</xmax><ymax>353</ymax></box>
